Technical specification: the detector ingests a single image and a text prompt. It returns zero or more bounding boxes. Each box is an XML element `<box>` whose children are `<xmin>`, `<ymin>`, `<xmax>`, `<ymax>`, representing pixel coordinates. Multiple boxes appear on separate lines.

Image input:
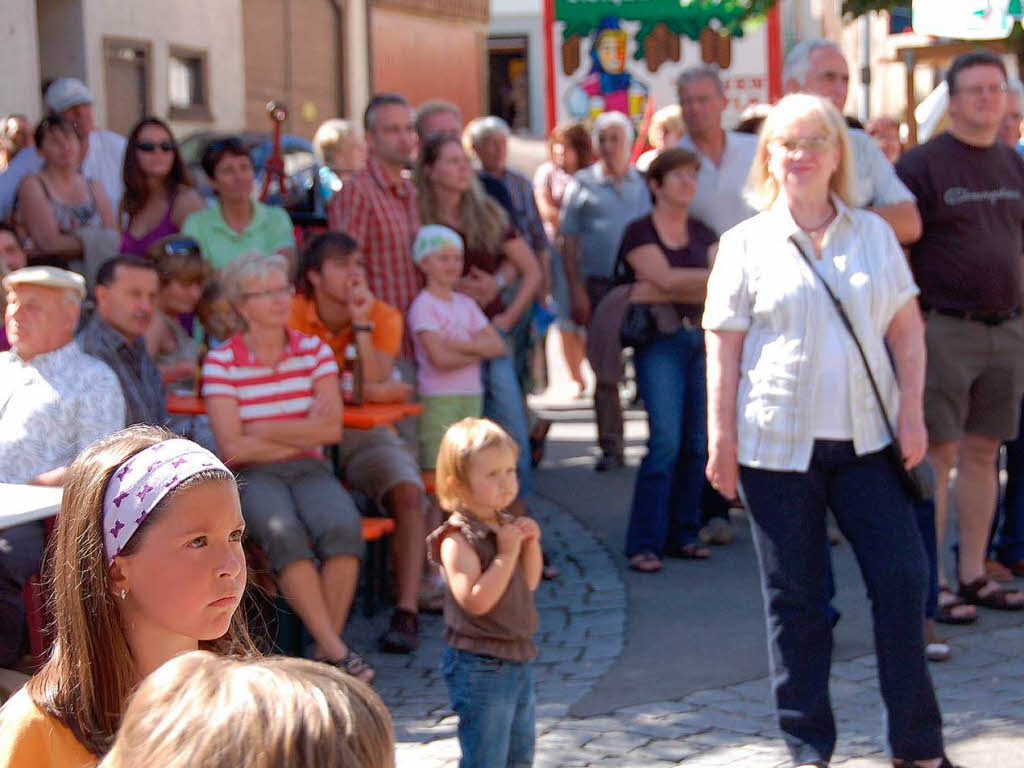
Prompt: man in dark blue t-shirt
<box><xmin>896</xmin><ymin>50</ymin><xmax>1024</xmax><ymax>616</ymax></box>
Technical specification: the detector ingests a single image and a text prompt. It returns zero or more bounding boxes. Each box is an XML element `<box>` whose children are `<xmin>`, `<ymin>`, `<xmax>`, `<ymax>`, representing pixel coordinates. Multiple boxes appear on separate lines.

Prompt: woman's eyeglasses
<box><xmin>770</xmin><ymin>136</ymin><xmax>832</xmax><ymax>154</ymax></box>
<box><xmin>242</xmin><ymin>285</ymin><xmax>295</xmax><ymax>301</ymax></box>
<box><xmin>136</xmin><ymin>141</ymin><xmax>175</xmax><ymax>153</ymax></box>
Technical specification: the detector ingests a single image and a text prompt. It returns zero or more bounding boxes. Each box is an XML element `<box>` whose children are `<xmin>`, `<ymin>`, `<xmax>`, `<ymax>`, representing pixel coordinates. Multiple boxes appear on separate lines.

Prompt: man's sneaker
<box><xmin>378</xmin><ymin>608</ymin><xmax>419</xmax><ymax>654</ymax></box>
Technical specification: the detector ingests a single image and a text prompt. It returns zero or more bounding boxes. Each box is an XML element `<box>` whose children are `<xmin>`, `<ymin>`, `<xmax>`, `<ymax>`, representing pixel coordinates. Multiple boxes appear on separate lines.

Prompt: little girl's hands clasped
<box><xmin>513</xmin><ymin>516</ymin><xmax>541</xmax><ymax>542</ymax></box>
<box><xmin>496</xmin><ymin>521</ymin><xmax>525</xmax><ymax>556</ymax></box>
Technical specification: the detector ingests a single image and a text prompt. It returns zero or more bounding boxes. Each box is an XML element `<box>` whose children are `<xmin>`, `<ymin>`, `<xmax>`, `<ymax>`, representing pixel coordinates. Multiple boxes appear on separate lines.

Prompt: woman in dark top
<box><xmin>620</xmin><ymin>148</ymin><xmax>718</xmax><ymax>572</ymax></box>
<box><xmin>414</xmin><ymin>134</ymin><xmax>541</xmax><ymax>514</ymax></box>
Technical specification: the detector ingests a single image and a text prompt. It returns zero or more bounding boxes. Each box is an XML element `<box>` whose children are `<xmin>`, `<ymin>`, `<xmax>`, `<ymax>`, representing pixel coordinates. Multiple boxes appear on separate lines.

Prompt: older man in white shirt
<box><xmin>675</xmin><ymin>65</ymin><xmax>759</xmax><ymax>237</ymax></box>
<box><xmin>784</xmin><ymin>39</ymin><xmax>922</xmax><ymax>244</ymax></box>
<box><xmin>0</xmin><ymin>78</ymin><xmax>127</xmax><ymax>220</ymax></box>
<box><xmin>0</xmin><ymin>266</ymin><xmax>124</xmax><ymax>666</ymax></box>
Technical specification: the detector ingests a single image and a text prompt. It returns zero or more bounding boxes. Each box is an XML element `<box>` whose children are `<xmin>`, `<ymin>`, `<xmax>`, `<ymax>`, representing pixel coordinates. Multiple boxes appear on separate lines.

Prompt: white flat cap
<box><xmin>3</xmin><ymin>266</ymin><xmax>87</xmax><ymax>299</ymax></box>
<box><xmin>45</xmin><ymin>78</ymin><xmax>94</xmax><ymax>114</ymax></box>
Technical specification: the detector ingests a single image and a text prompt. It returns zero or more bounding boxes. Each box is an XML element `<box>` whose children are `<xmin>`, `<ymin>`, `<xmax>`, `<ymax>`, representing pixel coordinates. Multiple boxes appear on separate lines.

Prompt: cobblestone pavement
<box><xmin>347</xmin><ymin>492</ymin><xmax>1024</xmax><ymax>768</ymax></box>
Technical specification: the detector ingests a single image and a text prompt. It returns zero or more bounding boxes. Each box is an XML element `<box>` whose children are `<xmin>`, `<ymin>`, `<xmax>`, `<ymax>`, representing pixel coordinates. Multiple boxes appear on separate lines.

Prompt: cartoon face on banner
<box><xmin>565</xmin><ymin>16</ymin><xmax>650</xmax><ymax>128</ymax></box>
<box><xmin>595</xmin><ymin>27</ymin><xmax>628</xmax><ymax>74</ymax></box>
<box><xmin>555</xmin><ymin>14</ymin><xmax>770</xmax><ymax>130</ymax></box>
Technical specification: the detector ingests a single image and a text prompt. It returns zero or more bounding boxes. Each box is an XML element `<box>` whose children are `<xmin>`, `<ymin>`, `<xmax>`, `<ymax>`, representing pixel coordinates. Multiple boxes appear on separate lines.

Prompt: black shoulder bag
<box><xmin>789</xmin><ymin>235</ymin><xmax>935</xmax><ymax>502</ymax></box>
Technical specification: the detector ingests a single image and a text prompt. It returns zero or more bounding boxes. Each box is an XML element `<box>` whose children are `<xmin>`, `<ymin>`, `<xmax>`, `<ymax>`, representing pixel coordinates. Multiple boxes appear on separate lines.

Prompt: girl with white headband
<box><xmin>0</xmin><ymin>425</ymin><xmax>257</xmax><ymax>767</ymax></box>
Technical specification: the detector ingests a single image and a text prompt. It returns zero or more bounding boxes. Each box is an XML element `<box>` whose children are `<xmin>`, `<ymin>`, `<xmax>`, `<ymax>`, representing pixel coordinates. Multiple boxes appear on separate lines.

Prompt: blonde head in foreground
<box><xmin>99</xmin><ymin>651</ymin><xmax>394</xmax><ymax>768</ymax></box>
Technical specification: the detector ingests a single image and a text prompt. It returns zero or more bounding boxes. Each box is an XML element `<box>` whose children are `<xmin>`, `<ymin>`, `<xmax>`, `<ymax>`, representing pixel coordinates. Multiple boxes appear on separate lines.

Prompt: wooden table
<box><xmin>0</xmin><ymin>484</ymin><xmax>63</xmax><ymax>529</ymax></box>
<box><xmin>167</xmin><ymin>394</ymin><xmax>422</xmax><ymax>429</ymax></box>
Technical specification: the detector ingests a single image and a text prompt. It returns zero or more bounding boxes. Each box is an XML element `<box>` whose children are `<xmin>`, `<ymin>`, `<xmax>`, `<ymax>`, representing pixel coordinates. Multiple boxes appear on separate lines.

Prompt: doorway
<box><xmin>103</xmin><ymin>39</ymin><xmax>149</xmax><ymax>136</ymax></box>
<box><xmin>488</xmin><ymin>36</ymin><xmax>529</xmax><ymax>132</ymax></box>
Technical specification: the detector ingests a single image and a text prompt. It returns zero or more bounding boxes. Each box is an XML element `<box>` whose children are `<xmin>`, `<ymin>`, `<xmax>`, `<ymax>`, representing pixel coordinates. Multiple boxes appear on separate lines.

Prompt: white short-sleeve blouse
<box><xmin>702</xmin><ymin>196</ymin><xmax>920</xmax><ymax>472</ymax></box>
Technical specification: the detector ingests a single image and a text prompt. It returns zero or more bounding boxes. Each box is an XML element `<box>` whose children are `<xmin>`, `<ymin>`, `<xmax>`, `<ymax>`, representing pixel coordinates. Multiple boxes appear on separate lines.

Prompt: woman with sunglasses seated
<box><xmin>119</xmin><ymin>117</ymin><xmax>205</xmax><ymax>257</ymax></box>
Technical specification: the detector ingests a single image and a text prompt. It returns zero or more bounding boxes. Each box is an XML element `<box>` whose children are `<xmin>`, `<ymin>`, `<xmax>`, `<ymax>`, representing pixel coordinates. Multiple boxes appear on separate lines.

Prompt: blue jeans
<box><xmin>625</xmin><ymin>328</ymin><xmax>706</xmax><ymax>556</ymax></box>
<box><xmin>740</xmin><ymin>441</ymin><xmax>943</xmax><ymax>765</ymax></box>
<box><xmin>997</xmin><ymin>397</ymin><xmax>1024</xmax><ymax>563</ymax></box>
<box><xmin>442</xmin><ymin>647</ymin><xmax>535</xmax><ymax>768</ymax></box>
<box><xmin>482</xmin><ymin>353</ymin><xmax>533</xmax><ymax>497</ymax></box>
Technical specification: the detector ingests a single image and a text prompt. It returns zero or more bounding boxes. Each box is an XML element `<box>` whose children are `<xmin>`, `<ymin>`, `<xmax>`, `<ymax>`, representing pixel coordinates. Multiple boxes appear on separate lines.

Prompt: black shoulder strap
<box><xmin>788</xmin><ymin>234</ymin><xmax>898</xmax><ymax>444</ymax></box>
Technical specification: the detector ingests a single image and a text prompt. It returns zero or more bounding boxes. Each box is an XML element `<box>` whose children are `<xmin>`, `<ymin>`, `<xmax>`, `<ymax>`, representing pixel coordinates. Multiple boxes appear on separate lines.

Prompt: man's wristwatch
<box><xmin>352</xmin><ymin>322</ymin><xmax>374</xmax><ymax>334</ymax></box>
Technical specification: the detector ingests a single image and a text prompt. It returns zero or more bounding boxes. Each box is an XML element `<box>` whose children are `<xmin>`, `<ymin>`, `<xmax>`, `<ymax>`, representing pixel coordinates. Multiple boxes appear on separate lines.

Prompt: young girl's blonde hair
<box><xmin>435</xmin><ymin>418</ymin><xmax>519</xmax><ymax>513</ymax></box>
<box><xmin>98</xmin><ymin>651</ymin><xmax>395</xmax><ymax>768</ymax></box>
<box><xmin>26</xmin><ymin>425</ymin><xmax>257</xmax><ymax>755</ymax></box>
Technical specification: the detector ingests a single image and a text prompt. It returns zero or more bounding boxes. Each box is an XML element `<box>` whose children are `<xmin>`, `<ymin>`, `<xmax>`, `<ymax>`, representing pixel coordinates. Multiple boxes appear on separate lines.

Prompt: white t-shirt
<box><xmin>678</xmin><ymin>130</ymin><xmax>758</xmax><ymax>236</ymax></box>
<box><xmin>0</xmin><ymin>129</ymin><xmax>127</xmax><ymax>219</ymax></box>
<box><xmin>808</xmin><ymin>251</ymin><xmax>854</xmax><ymax>440</ymax></box>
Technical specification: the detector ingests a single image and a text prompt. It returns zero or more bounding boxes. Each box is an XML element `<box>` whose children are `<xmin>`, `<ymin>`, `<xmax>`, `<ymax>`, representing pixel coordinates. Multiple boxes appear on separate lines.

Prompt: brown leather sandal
<box><xmin>958</xmin><ymin>576</ymin><xmax>1024</xmax><ymax>611</ymax></box>
<box><xmin>934</xmin><ymin>586</ymin><xmax>978</xmax><ymax>625</ymax></box>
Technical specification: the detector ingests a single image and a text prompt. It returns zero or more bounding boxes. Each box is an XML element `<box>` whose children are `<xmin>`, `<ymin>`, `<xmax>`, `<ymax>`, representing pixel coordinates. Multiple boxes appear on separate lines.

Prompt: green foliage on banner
<box><xmin>840</xmin><ymin>0</ymin><xmax>902</xmax><ymax>20</ymax></box>
<box><xmin>554</xmin><ymin>0</ymin><xmax>778</xmax><ymax>59</ymax></box>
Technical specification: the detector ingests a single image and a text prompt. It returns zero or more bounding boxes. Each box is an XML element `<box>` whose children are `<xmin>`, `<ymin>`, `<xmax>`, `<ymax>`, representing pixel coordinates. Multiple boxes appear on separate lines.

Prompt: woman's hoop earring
<box><xmin>120</xmin><ymin>588</ymin><xmax>127</xmax><ymax>601</ymax></box>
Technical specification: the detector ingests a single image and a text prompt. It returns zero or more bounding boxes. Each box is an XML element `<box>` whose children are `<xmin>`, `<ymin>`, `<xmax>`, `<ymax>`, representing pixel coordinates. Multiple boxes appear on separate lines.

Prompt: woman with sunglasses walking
<box><xmin>119</xmin><ymin>118</ymin><xmax>205</xmax><ymax>257</ymax></box>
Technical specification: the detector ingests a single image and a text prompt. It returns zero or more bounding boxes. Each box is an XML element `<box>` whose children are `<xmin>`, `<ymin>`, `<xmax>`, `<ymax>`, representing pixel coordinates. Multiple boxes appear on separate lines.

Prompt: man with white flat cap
<box><xmin>0</xmin><ymin>78</ymin><xmax>127</xmax><ymax>220</ymax></box>
<box><xmin>0</xmin><ymin>265</ymin><xmax>125</xmax><ymax>667</ymax></box>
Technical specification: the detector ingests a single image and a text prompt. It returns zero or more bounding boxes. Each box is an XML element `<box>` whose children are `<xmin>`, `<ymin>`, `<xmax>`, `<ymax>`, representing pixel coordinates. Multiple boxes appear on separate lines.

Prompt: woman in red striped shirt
<box><xmin>202</xmin><ymin>250</ymin><xmax>373</xmax><ymax>683</ymax></box>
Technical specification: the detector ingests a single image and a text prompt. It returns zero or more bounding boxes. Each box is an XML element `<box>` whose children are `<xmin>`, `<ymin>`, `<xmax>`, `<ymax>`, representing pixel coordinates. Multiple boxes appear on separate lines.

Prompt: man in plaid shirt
<box><xmin>327</xmin><ymin>93</ymin><xmax>421</xmax><ymax>358</ymax></box>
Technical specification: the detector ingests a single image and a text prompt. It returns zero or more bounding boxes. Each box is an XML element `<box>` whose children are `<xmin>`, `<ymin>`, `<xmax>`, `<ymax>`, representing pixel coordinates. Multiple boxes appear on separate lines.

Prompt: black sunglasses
<box><xmin>136</xmin><ymin>140</ymin><xmax>175</xmax><ymax>152</ymax></box>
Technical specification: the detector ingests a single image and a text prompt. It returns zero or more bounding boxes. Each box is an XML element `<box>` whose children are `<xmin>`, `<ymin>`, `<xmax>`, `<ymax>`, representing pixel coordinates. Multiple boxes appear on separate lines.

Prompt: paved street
<box><xmin>348</xmin><ymin>353</ymin><xmax>1024</xmax><ymax>767</ymax></box>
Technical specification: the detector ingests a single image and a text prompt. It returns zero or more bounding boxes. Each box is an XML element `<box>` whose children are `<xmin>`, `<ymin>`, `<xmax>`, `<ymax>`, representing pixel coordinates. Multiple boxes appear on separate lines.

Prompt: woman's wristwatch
<box><xmin>352</xmin><ymin>322</ymin><xmax>374</xmax><ymax>334</ymax></box>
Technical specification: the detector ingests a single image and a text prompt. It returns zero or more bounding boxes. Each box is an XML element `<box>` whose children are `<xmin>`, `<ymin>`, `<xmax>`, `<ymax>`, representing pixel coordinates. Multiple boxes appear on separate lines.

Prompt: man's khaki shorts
<box><xmin>924</xmin><ymin>312</ymin><xmax>1024</xmax><ymax>443</ymax></box>
<box><xmin>336</xmin><ymin>425</ymin><xmax>424</xmax><ymax>507</ymax></box>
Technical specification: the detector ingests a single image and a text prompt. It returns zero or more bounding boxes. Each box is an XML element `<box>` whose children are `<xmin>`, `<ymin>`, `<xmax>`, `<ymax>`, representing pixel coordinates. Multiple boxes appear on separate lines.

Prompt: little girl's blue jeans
<box><xmin>442</xmin><ymin>647</ymin><xmax>535</xmax><ymax>768</ymax></box>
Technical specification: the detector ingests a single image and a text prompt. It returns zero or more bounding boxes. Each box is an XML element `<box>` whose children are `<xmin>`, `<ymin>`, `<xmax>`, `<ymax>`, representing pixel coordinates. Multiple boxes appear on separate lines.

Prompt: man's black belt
<box><xmin>922</xmin><ymin>305</ymin><xmax>1022</xmax><ymax>326</ymax></box>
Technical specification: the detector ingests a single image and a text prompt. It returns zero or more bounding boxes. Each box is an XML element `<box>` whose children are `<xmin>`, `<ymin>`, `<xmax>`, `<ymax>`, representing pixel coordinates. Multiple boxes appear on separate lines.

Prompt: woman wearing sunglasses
<box><xmin>120</xmin><ymin>117</ymin><xmax>204</xmax><ymax>257</ymax></box>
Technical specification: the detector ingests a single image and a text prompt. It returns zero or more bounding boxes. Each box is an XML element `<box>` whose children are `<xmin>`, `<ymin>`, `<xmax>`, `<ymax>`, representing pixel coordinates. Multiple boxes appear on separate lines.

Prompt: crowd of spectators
<box><xmin>1</xmin><ymin>39</ymin><xmax>1023</xmax><ymax>768</ymax></box>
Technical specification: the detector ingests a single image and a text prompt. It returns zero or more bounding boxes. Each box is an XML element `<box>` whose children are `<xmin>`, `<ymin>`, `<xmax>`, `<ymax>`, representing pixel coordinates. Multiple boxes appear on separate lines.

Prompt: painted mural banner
<box><xmin>912</xmin><ymin>0</ymin><xmax>1022</xmax><ymax>41</ymax></box>
<box><xmin>548</xmin><ymin>0</ymin><xmax>781</xmax><ymax>130</ymax></box>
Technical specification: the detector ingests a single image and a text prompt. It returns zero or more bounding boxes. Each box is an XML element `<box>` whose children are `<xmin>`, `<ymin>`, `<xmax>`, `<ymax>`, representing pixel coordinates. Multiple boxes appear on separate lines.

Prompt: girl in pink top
<box><xmin>408</xmin><ymin>225</ymin><xmax>506</xmax><ymax>468</ymax></box>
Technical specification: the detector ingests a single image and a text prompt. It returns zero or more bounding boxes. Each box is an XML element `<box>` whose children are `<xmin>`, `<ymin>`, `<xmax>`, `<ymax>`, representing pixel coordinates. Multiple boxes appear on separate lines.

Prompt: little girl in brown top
<box><xmin>427</xmin><ymin>418</ymin><xmax>542</xmax><ymax>768</ymax></box>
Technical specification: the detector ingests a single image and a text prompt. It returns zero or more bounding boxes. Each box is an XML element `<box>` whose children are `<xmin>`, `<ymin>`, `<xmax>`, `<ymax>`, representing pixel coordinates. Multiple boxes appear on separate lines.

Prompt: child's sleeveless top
<box><xmin>427</xmin><ymin>511</ymin><xmax>539</xmax><ymax>661</ymax></box>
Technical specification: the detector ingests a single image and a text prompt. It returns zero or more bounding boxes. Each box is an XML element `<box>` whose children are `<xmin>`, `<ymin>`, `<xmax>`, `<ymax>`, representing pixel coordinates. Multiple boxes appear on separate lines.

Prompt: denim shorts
<box><xmin>442</xmin><ymin>647</ymin><xmax>535</xmax><ymax>768</ymax></box>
